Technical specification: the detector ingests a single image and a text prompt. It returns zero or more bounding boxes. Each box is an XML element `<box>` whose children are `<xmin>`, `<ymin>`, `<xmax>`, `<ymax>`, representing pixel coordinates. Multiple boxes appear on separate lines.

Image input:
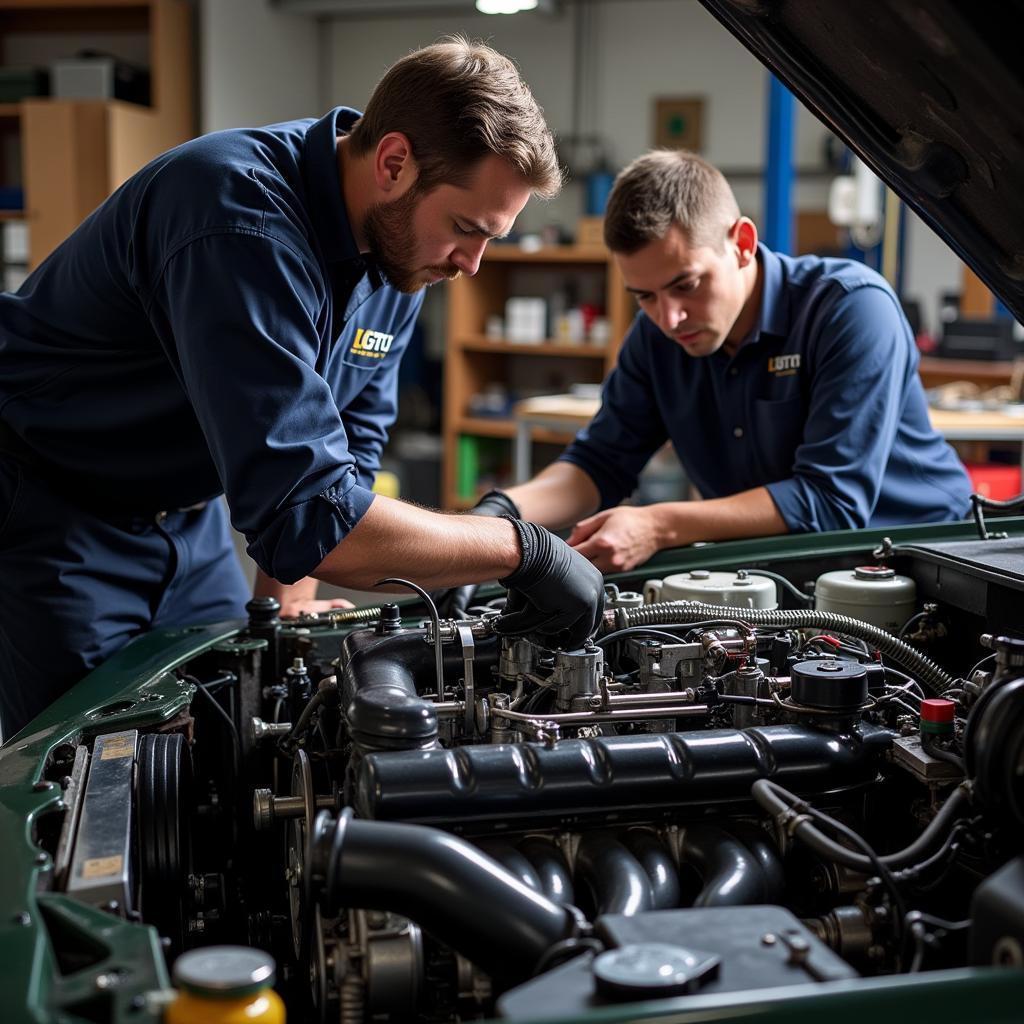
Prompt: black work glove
<box><xmin>494</xmin><ymin>517</ymin><xmax>606</xmax><ymax>650</ymax></box>
<box><xmin>433</xmin><ymin>490</ymin><xmax>521</xmax><ymax>620</ymax></box>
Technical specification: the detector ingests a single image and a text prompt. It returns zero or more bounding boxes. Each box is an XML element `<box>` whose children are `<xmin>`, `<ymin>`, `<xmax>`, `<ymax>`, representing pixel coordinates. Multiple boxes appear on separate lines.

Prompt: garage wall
<box><xmin>199</xmin><ymin>0</ymin><xmax>322</xmax><ymax>131</ymax></box>
<box><xmin>322</xmin><ymin>0</ymin><xmax>833</xmax><ymax>231</ymax></box>
<box><xmin>200</xmin><ymin>0</ymin><xmax>964</xmax><ymax>333</ymax></box>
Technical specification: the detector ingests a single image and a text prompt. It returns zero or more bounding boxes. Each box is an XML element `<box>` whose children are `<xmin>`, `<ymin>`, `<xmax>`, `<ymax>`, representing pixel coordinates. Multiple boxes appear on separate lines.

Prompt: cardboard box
<box><xmin>576</xmin><ymin>216</ymin><xmax>605</xmax><ymax>249</ymax></box>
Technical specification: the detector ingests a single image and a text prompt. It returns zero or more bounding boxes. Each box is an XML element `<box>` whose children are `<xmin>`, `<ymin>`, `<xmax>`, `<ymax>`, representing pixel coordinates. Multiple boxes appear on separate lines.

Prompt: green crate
<box><xmin>0</xmin><ymin>69</ymin><xmax>48</xmax><ymax>103</ymax></box>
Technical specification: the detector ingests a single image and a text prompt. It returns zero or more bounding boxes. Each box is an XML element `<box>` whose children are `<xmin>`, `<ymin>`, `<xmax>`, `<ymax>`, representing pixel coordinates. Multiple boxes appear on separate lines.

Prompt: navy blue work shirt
<box><xmin>561</xmin><ymin>245</ymin><xmax>972</xmax><ymax>530</ymax></box>
<box><xmin>0</xmin><ymin>108</ymin><xmax>422</xmax><ymax>582</ymax></box>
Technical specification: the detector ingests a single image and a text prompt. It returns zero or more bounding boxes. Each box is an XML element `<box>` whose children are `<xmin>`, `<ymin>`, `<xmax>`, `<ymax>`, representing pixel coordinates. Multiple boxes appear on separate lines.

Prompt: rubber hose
<box><xmin>726</xmin><ymin>823</ymin><xmax>786</xmax><ymax>902</ymax></box>
<box><xmin>480</xmin><ymin>841</ymin><xmax>544</xmax><ymax>895</ymax></box>
<box><xmin>576</xmin><ymin>834</ymin><xmax>654</xmax><ymax>916</ymax></box>
<box><xmin>316</xmin><ymin>815</ymin><xmax>576</xmax><ymax>980</ymax></box>
<box><xmin>752</xmin><ymin>779</ymin><xmax>972</xmax><ymax>873</ymax></box>
<box><xmin>622</xmin><ymin>830</ymin><xmax>681</xmax><ymax>910</ymax></box>
<box><xmin>682</xmin><ymin>825</ymin><xmax>771</xmax><ymax>906</ymax></box>
<box><xmin>519</xmin><ymin>837</ymin><xmax>575</xmax><ymax>905</ymax></box>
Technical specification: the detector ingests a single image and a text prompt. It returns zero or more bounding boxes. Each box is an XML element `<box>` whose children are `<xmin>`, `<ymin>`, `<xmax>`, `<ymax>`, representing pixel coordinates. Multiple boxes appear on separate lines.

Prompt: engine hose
<box><xmin>618</xmin><ymin>601</ymin><xmax>957</xmax><ymax>694</ymax></box>
<box><xmin>752</xmin><ymin>778</ymin><xmax>972</xmax><ymax>874</ymax></box>
<box><xmin>309</xmin><ymin>812</ymin><xmax>577</xmax><ymax>981</ymax></box>
<box><xmin>682</xmin><ymin>825</ymin><xmax>774</xmax><ymax>906</ymax></box>
<box><xmin>963</xmin><ymin>677</ymin><xmax>1024</xmax><ymax>825</ymax></box>
<box><xmin>575</xmin><ymin>834</ymin><xmax>654</xmax><ymax>916</ymax></box>
<box><xmin>726</xmin><ymin>822</ymin><xmax>786</xmax><ymax>900</ymax></box>
<box><xmin>622</xmin><ymin>830</ymin><xmax>681</xmax><ymax>910</ymax></box>
<box><xmin>519</xmin><ymin>838</ymin><xmax>575</xmax><ymax>905</ymax></box>
<box><xmin>480</xmin><ymin>841</ymin><xmax>543</xmax><ymax>895</ymax></box>
<box><xmin>280</xmin><ymin>678</ymin><xmax>338</xmax><ymax>750</ymax></box>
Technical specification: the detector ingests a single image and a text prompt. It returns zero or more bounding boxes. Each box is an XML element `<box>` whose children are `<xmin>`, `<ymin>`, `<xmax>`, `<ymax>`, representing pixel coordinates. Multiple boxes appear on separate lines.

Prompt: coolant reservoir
<box><xmin>814</xmin><ymin>565</ymin><xmax>916</xmax><ymax>632</ymax></box>
<box><xmin>651</xmin><ymin>570</ymin><xmax>777</xmax><ymax>610</ymax></box>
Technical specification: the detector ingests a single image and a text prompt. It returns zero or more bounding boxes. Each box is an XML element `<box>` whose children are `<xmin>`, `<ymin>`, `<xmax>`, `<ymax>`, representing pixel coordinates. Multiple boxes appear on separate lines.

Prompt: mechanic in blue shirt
<box><xmin>497</xmin><ymin>149</ymin><xmax>972</xmax><ymax>572</ymax></box>
<box><xmin>0</xmin><ymin>39</ymin><xmax>604</xmax><ymax>739</ymax></box>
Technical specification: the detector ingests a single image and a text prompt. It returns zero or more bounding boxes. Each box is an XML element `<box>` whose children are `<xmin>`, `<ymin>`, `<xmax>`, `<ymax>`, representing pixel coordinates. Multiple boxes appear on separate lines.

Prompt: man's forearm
<box><xmin>505</xmin><ymin>462</ymin><xmax>600</xmax><ymax>529</ymax></box>
<box><xmin>254</xmin><ymin>569</ymin><xmax>319</xmax><ymax>604</ymax></box>
<box><xmin>311</xmin><ymin>494</ymin><xmax>521</xmax><ymax>590</ymax></box>
<box><xmin>651</xmin><ymin>486</ymin><xmax>789</xmax><ymax>548</ymax></box>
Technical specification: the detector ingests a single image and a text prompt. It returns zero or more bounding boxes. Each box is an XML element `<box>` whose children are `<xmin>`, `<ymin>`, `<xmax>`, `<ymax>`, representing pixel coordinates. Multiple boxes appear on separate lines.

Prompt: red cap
<box><xmin>921</xmin><ymin>698</ymin><xmax>955</xmax><ymax>723</ymax></box>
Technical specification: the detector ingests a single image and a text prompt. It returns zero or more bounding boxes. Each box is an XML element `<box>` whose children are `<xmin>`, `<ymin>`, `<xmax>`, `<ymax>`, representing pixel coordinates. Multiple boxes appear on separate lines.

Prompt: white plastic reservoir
<box><xmin>814</xmin><ymin>565</ymin><xmax>916</xmax><ymax>632</ymax></box>
<box><xmin>648</xmin><ymin>570</ymin><xmax>778</xmax><ymax>610</ymax></box>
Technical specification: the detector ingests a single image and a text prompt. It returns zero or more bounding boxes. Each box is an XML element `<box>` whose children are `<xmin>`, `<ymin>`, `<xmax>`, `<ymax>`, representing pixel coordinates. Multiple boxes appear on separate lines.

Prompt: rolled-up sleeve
<box><xmin>559</xmin><ymin>320</ymin><xmax>669</xmax><ymax>509</ymax></box>
<box><xmin>150</xmin><ymin>232</ymin><xmax>381</xmax><ymax>582</ymax></box>
<box><xmin>766</xmin><ymin>285</ymin><xmax>911</xmax><ymax>532</ymax></box>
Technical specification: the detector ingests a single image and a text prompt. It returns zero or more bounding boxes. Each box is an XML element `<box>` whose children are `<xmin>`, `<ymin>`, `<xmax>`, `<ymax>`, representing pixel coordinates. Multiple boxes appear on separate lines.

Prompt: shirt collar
<box><xmin>751</xmin><ymin>242</ymin><xmax>790</xmax><ymax>341</ymax></box>
<box><xmin>302</xmin><ymin>106</ymin><xmax>365</xmax><ymax>266</ymax></box>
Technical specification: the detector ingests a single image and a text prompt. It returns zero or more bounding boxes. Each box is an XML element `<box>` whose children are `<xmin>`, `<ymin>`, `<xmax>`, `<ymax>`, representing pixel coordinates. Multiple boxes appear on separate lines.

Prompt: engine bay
<box><xmin>17</xmin><ymin>524</ymin><xmax>1024</xmax><ymax>1022</ymax></box>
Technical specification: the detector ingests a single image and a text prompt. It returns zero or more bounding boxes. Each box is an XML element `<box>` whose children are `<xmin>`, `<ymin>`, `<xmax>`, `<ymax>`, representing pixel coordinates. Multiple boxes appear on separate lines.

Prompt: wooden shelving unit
<box><xmin>918</xmin><ymin>357</ymin><xmax>1014</xmax><ymax>390</ymax></box>
<box><xmin>0</xmin><ymin>0</ymin><xmax>194</xmax><ymax>268</ymax></box>
<box><xmin>442</xmin><ymin>243</ymin><xmax>633</xmax><ymax>507</ymax></box>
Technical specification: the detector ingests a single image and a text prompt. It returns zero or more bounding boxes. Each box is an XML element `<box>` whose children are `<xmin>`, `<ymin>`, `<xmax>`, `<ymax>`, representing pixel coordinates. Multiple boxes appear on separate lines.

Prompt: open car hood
<box><xmin>697</xmin><ymin>0</ymin><xmax>1024</xmax><ymax>322</ymax></box>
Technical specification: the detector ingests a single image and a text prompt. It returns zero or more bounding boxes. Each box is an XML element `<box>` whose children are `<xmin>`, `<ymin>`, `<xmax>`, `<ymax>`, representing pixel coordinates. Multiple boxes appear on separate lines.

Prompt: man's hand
<box><xmin>568</xmin><ymin>505</ymin><xmax>664</xmax><ymax>573</ymax></box>
<box><xmin>279</xmin><ymin>596</ymin><xmax>354</xmax><ymax>618</ymax></box>
<box><xmin>255</xmin><ymin>569</ymin><xmax>354</xmax><ymax>619</ymax></box>
<box><xmin>494</xmin><ymin>518</ymin><xmax>605</xmax><ymax>649</ymax></box>
<box><xmin>433</xmin><ymin>490</ymin><xmax>520</xmax><ymax>619</ymax></box>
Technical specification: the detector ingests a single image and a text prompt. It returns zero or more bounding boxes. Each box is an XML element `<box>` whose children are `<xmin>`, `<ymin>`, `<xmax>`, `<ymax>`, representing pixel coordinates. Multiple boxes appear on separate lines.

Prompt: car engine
<box><xmin>29</xmin><ymin>528</ymin><xmax>1024</xmax><ymax>1021</ymax></box>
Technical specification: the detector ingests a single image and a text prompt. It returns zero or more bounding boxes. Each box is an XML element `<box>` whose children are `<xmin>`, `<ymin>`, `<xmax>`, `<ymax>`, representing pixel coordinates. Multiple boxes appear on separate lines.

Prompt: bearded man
<box><xmin>0</xmin><ymin>38</ymin><xmax>605</xmax><ymax>738</ymax></box>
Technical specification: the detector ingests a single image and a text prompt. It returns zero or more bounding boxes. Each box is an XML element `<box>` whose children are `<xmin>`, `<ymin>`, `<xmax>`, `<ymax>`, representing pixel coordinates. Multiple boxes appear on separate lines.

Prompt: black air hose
<box><xmin>963</xmin><ymin>676</ymin><xmax>1024</xmax><ymax>826</ymax></box>
<box><xmin>480</xmin><ymin>841</ymin><xmax>544</xmax><ymax>895</ymax></box>
<box><xmin>623</xmin><ymin>830</ymin><xmax>681</xmax><ymax>910</ymax></box>
<box><xmin>519</xmin><ymin>838</ymin><xmax>575</xmax><ymax>905</ymax></box>
<box><xmin>575</xmin><ymin>834</ymin><xmax>654</xmax><ymax>916</ymax></box>
<box><xmin>308</xmin><ymin>812</ymin><xmax>577</xmax><ymax>980</ymax></box>
<box><xmin>727</xmin><ymin>822</ymin><xmax>786</xmax><ymax>900</ymax></box>
<box><xmin>752</xmin><ymin>779</ymin><xmax>972</xmax><ymax>874</ymax></box>
<box><xmin>682</xmin><ymin>825</ymin><xmax>775</xmax><ymax>906</ymax></box>
<box><xmin>617</xmin><ymin>601</ymin><xmax>958</xmax><ymax>694</ymax></box>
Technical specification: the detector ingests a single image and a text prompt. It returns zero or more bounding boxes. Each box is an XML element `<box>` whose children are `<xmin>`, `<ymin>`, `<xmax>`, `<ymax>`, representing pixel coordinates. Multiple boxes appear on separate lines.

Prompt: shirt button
<box><xmin>729</xmin><ymin>367</ymin><xmax>739</xmax><ymax>377</ymax></box>
<box><xmin>733</xmin><ymin>426</ymin><xmax>744</xmax><ymax>439</ymax></box>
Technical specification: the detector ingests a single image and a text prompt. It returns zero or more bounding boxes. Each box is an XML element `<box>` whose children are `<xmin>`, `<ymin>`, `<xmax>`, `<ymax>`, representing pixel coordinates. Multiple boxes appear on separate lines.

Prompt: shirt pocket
<box><xmin>751</xmin><ymin>395</ymin><xmax>805</xmax><ymax>483</ymax></box>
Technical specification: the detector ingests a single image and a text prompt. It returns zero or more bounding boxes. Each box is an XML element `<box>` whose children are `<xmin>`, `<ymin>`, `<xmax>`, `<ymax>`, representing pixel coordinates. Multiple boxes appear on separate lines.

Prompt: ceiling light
<box><xmin>475</xmin><ymin>0</ymin><xmax>539</xmax><ymax>13</ymax></box>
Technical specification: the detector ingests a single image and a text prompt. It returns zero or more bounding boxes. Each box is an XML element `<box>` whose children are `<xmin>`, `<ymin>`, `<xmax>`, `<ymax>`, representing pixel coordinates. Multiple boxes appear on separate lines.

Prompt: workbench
<box><xmin>512</xmin><ymin>396</ymin><xmax>1024</xmax><ymax>483</ymax></box>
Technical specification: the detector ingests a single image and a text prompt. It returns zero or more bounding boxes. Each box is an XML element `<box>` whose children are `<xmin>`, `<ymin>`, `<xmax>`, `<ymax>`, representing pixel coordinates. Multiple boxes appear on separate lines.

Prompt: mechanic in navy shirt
<box><xmin>0</xmin><ymin>40</ymin><xmax>605</xmax><ymax>738</ymax></box>
<box><xmin>500</xmin><ymin>149</ymin><xmax>972</xmax><ymax>572</ymax></box>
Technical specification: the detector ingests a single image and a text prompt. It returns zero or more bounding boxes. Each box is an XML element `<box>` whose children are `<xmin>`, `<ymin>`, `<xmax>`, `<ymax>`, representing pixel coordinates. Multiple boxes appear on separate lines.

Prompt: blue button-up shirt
<box><xmin>0</xmin><ymin>108</ymin><xmax>423</xmax><ymax>582</ymax></box>
<box><xmin>561</xmin><ymin>244</ymin><xmax>971</xmax><ymax>531</ymax></box>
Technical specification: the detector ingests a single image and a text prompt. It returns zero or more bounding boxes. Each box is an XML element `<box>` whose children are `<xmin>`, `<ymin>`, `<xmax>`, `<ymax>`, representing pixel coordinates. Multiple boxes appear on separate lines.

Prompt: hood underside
<box><xmin>698</xmin><ymin>0</ymin><xmax>1024</xmax><ymax>322</ymax></box>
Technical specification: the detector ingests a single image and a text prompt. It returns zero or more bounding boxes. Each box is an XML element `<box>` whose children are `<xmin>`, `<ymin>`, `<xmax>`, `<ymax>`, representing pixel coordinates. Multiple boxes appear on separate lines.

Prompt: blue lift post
<box><xmin>763</xmin><ymin>73</ymin><xmax>795</xmax><ymax>254</ymax></box>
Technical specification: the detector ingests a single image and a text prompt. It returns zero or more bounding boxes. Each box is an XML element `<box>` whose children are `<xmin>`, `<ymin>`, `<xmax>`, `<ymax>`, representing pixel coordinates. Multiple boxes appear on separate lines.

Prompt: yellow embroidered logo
<box><xmin>349</xmin><ymin>328</ymin><xmax>394</xmax><ymax>360</ymax></box>
<box><xmin>768</xmin><ymin>354</ymin><xmax>801</xmax><ymax>376</ymax></box>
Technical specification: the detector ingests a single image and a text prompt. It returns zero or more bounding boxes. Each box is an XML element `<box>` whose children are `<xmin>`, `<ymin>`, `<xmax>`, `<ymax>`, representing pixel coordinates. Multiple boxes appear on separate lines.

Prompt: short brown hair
<box><xmin>603</xmin><ymin>150</ymin><xmax>740</xmax><ymax>254</ymax></box>
<box><xmin>349</xmin><ymin>37</ymin><xmax>561</xmax><ymax>199</ymax></box>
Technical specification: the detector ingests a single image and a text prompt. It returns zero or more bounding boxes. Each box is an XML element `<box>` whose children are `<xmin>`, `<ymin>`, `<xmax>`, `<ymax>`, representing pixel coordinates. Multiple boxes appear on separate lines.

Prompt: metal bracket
<box><xmin>456</xmin><ymin>622</ymin><xmax>476</xmax><ymax>736</ymax></box>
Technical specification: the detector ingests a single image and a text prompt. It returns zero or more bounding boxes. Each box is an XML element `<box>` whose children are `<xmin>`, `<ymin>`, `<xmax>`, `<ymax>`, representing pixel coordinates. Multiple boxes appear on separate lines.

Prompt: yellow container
<box><xmin>167</xmin><ymin>946</ymin><xmax>285</xmax><ymax>1024</ymax></box>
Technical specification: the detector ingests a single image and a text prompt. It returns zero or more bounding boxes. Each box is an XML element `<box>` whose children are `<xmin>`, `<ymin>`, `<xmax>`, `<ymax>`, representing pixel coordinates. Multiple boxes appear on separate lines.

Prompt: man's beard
<box><xmin>362</xmin><ymin>187</ymin><xmax>461</xmax><ymax>294</ymax></box>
